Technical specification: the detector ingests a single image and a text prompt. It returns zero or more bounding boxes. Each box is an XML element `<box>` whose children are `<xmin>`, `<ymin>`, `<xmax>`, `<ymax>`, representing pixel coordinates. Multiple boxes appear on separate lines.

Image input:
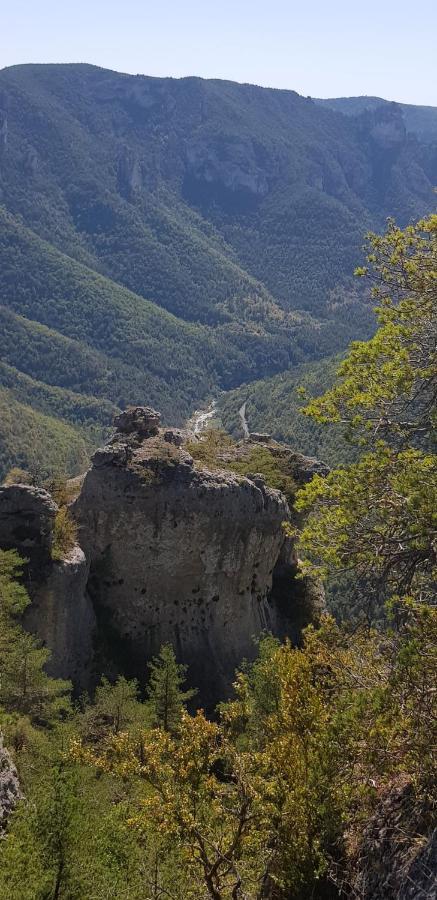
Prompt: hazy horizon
<box><xmin>2</xmin><ymin>0</ymin><xmax>436</xmax><ymax>107</ymax></box>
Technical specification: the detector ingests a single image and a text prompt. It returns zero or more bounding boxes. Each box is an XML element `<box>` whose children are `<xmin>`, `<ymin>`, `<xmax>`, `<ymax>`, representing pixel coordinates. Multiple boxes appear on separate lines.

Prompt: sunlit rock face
<box><xmin>0</xmin><ymin>733</ymin><xmax>21</xmax><ymax>835</ymax></box>
<box><xmin>0</xmin><ymin>409</ymin><xmax>325</xmax><ymax>706</ymax></box>
<box><xmin>72</xmin><ymin>409</ymin><xmax>323</xmax><ymax>703</ymax></box>
<box><xmin>74</xmin><ymin>418</ymin><xmax>295</xmax><ymax>704</ymax></box>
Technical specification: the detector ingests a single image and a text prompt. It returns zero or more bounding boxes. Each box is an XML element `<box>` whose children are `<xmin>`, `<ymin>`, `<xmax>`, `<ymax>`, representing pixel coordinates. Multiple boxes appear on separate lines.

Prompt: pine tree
<box><xmin>293</xmin><ymin>215</ymin><xmax>437</xmax><ymax>614</ymax></box>
<box><xmin>79</xmin><ymin>674</ymin><xmax>147</xmax><ymax>741</ymax></box>
<box><xmin>146</xmin><ymin>644</ymin><xmax>196</xmax><ymax>732</ymax></box>
<box><xmin>0</xmin><ymin>549</ymin><xmax>71</xmax><ymax>725</ymax></box>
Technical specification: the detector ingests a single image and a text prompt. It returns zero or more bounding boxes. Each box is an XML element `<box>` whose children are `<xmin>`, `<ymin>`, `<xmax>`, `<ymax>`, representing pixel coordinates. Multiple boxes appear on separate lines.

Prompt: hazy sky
<box><xmin>1</xmin><ymin>0</ymin><xmax>436</xmax><ymax>105</ymax></box>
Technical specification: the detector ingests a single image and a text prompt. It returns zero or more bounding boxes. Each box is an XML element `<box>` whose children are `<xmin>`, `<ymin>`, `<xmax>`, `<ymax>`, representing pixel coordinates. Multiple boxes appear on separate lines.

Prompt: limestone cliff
<box><xmin>74</xmin><ymin>408</ymin><xmax>324</xmax><ymax>702</ymax></box>
<box><xmin>0</xmin><ymin>483</ymin><xmax>94</xmax><ymax>688</ymax></box>
<box><xmin>0</xmin><ymin>407</ymin><xmax>326</xmax><ymax>705</ymax></box>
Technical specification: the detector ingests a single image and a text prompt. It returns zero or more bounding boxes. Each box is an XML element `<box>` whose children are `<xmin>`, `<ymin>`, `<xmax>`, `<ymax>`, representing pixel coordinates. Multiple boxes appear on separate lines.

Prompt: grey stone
<box><xmin>0</xmin><ymin>484</ymin><xmax>94</xmax><ymax>690</ymax></box>
<box><xmin>0</xmin><ymin>734</ymin><xmax>21</xmax><ymax>834</ymax></box>
<box><xmin>0</xmin><ymin>484</ymin><xmax>57</xmax><ymax>568</ymax></box>
<box><xmin>113</xmin><ymin>405</ymin><xmax>161</xmax><ymax>436</ymax></box>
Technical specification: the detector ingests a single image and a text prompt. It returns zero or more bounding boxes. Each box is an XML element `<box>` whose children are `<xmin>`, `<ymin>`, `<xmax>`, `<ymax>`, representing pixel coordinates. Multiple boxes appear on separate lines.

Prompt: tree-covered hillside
<box><xmin>0</xmin><ymin>64</ymin><xmax>435</xmax><ymax>474</ymax></box>
<box><xmin>316</xmin><ymin>95</ymin><xmax>437</xmax><ymax>142</ymax></box>
<box><xmin>218</xmin><ymin>356</ymin><xmax>354</xmax><ymax>467</ymax></box>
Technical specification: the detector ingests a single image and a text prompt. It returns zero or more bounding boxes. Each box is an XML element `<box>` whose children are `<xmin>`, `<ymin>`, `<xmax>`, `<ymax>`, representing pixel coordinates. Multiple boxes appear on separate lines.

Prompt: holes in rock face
<box><xmin>212</xmin><ymin>594</ymin><xmax>219</xmax><ymax>603</ymax></box>
<box><xmin>174</xmin><ymin>599</ymin><xmax>179</xmax><ymax>606</ymax></box>
<box><xmin>192</xmin><ymin>587</ymin><xmax>200</xmax><ymax>594</ymax></box>
<box><xmin>141</xmin><ymin>588</ymin><xmax>146</xmax><ymax>595</ymax></box>
<box><xmin>118</xmin><ymin>578</ymin><xmax>124</xmax><ymax>586</ymax></box>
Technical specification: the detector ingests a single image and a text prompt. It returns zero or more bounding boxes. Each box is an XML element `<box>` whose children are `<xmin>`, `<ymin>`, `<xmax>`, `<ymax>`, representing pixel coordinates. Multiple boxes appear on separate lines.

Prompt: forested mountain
<box><xmin>218</xmin><ymin>356</ymin><xmax>348</xmax><ymax>467</ymax></box>
<box><xmin>0</xmin><ymin>63</ymin><xmax>436</xmax><ymax>475</ymax></box>
<box><xmin>316</xmin><ymin>95</ymin><xmax>437</xmax><ymax>142</ymax></box>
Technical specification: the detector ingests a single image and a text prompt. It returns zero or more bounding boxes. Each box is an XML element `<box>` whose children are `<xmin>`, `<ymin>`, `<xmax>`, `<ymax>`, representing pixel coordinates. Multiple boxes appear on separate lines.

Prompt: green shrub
<box><xmin>51</xmin><ymin>507</ymin><xmax>78</xmax><ymax>561</ymax></box>
<box><xmin>3</xmin><ymin>467</ymin><xmax>34</xmax><ymax>486</ymax></box>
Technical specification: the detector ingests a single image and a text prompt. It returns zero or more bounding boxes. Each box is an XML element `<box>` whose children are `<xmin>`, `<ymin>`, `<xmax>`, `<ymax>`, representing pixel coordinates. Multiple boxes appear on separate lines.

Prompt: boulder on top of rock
<box><xmin>249</xmin><ymin>432</ymin><xmax>272</xmax><ymax>443</ymax></box>
<box><xmin>113</xmin><ymin>406</ymin><xmax>161</xmax><ymax>437</ymax></box>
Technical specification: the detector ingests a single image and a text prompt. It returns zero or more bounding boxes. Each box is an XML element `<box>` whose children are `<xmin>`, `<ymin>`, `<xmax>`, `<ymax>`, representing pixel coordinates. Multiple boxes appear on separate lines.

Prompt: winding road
<box><xmin>188</xmin><ymin>398</ymin><xmax>250</xmax><ymax>440</ymax></box>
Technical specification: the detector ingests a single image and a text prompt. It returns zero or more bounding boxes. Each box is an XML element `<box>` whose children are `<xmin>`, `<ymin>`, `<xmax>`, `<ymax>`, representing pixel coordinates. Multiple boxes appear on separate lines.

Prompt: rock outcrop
<box><xmin>0</xmin><ymin>483</ymin><xmax>94</xmax><ymax>688</ymax></box>
<box><xmin>0</xmin><ymin>483</ymin><xmax>57</xmax><ymax>571</ymax></box>
<box><xmin>348</xmin><ymin>780</ymin><xmax>437</xmax><ymax>900</ymax></box>
<box><xmin>0</xmin><ymin>734</ymin><xmax>21</xmax><ymax>835</ymax></box>
<box><xmin>74</xmin><ymin>408</ymin><xmax>315</xmax><ymax>703</ymax></box>
<box><xmin>0</xmin><ymin>408</ymin><xmax>326</xmax><ymax>705</ymax></box>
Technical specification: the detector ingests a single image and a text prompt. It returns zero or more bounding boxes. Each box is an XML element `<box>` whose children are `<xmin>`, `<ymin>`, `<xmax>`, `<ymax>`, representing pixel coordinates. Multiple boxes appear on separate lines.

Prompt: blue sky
<box><xmin>2</xmin><ymin>0</ymin><xmax>436</xmax><ymax>105</ymax></box>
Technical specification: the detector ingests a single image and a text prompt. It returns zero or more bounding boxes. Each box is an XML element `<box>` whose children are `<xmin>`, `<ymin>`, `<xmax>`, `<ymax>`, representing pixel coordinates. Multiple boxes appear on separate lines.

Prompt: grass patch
<box><xmin>52</xmin><ymin>507</ymin><xmax>78</xmax><ymax>561</ymax></box>
<box><xmin>188</xmin><ymin>430</ymin><xmax>297</xmax><ymax>503</ymax></box>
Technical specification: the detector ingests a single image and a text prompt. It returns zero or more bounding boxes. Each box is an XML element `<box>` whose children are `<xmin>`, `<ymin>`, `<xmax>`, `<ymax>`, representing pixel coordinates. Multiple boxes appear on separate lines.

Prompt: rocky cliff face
<box><xmin>348</xmin><ymin>781</ymin><xmax>437</xmax><ymax>900</ymax></box>
<box><xmin>0</xmin><ymin>483</ymin><xmax>94</xmax><ymax>688</ymax></box>
<box><xmin>74</xmin><ymin>408</ymin><xmax>323</xmax><ymax>702</ymax></box>
<box><xmin>0</xmin><ymin>408</ymin><xmax>325</xmax><ymax>705</ymax></box>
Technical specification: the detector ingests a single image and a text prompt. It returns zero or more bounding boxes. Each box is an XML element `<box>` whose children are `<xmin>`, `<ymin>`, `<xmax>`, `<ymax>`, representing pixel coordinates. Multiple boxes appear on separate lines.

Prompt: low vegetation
<box><xmin>188</xmin><ymin>429</ymin><xmax>298</xmax><ymax>503</ymax></box>
<box><xmin>51</xmin><ymin>507</ymin><xmax>79</xmax><ymax>561</ymax></box>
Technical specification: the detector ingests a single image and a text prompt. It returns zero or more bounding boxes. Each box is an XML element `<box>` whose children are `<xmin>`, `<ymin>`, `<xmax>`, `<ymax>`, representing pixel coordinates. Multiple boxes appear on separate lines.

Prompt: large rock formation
<box><xmin>0</xmin><ymin>407</ymin><xmax>326</xmax><ymax>705</ymax></box>
<box><xmin>73</xmin><ymin>407</ymin><xmax>323</xmax><ymax>703</ymax></box>
<box><xmin>0</xmin><ymin>483</ymin><xmax>94</xmax><ymax>688</ymax></box>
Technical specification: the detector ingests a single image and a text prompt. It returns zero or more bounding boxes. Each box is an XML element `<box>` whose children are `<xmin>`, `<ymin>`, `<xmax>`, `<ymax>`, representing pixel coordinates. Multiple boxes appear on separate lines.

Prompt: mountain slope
<box><xmin>316</xmin><ymin>96</ymin><xmax>437</xmax><ymax>142</ymax></box>
<box><xmin>0</xmin><ymin>64</ymin><xmax>435</xmax><ymax>476</ymax></box>
<box><xmin>0</xmin><ymin>387</ymin><xmax>95</xmax><ymax>479</ymax></box>
<box><xmin>1</xmin><ymin>65</ymin><xmax>435</xmax><ymax>319</ymax></box>
<box><xmin>218</xmin><ymin>356</ymin><xmax>351</xmax><ymax>467</ymax></box>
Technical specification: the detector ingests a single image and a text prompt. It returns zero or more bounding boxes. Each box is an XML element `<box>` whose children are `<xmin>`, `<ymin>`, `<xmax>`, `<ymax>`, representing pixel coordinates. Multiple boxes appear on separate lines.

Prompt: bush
<box><xmin>3</xmin><ymin>467</ymin><xmax>34</xmax><ymax>486</ymax></box>
<box><xmin>51</xmin><ymin>507</ymin><xmax>78</xmax><ymax>560</ymax></box>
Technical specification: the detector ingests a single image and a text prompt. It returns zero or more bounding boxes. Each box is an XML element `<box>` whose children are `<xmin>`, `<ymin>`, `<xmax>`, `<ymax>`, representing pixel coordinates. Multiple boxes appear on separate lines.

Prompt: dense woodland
<box><xmin>0</xmin><ymin>216</ymin><xmax>435</xmax><ymax>898</ymax></box>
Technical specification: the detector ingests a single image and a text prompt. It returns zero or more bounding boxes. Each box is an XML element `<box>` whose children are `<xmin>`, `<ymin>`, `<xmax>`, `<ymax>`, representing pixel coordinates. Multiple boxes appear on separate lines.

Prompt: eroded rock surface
<box><xmin>0</xmin><ymin>408</ymin><xmax>326</xmax><ymax>704</ymax></box>
<box><xmin>0</xmin><ymin>734</ymin><xmax>21</xmax><ymax>835</ymax></box>
<box><xmin>0</xmin><ymin>483</ymin><xmax>94</xmax><ymax>688</ymax></box>
<box><xmin>74</xmin><ymin>418</ymin><xmax>297</xmax><ymax>702</ymax></box>
<box><xmin>0</xmin><ymin>484</ymin><xmax>57</xmax><ymax>570</ymax></box>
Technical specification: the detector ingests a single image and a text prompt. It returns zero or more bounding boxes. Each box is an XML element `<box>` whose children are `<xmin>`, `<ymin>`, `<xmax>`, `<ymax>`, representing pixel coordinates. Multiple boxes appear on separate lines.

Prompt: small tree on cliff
<box><xmin>146</xmin><ymin>644</ymin><xmax>196</xmax><ymax>732</ymax></box>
